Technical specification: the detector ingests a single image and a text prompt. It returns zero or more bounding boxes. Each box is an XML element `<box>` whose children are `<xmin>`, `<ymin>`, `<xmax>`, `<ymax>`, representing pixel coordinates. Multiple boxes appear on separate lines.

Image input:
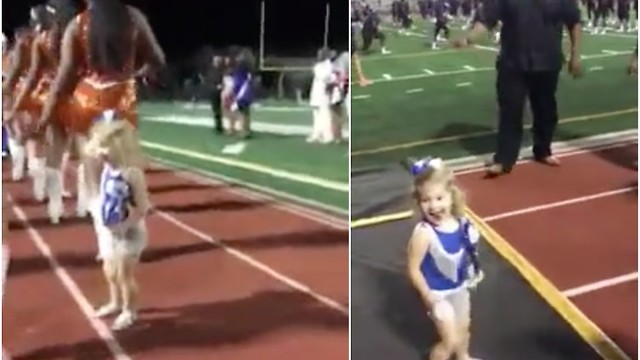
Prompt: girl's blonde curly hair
<box><xmin>84</xmin><ymin>119</ymin><xmax>143</xmax><ymax>168</ymax></box>
<box><xmin>411</xmin><ymin>162</ymin><xmax>467</xmax><ymax>219</ymax></box>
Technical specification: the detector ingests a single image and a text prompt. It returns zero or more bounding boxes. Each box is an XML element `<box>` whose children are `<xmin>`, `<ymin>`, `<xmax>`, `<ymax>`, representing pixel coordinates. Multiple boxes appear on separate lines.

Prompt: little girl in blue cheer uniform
<box><xmin>406</xmin><ymin>157</ymin><xmax>483</xmax><ymax>360</ymax></box>
<box><xmin>85</xmin><ymin>117</ymin><xmax>150</xmax><ymax>331</ymax></box>
<box><xmin>227</xmin><ymin>50</ymin><xmax>253</xmax><ymax>139</ymax></box>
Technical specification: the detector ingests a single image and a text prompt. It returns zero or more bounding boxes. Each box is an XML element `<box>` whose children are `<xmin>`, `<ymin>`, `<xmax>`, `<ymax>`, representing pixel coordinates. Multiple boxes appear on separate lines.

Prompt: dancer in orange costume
<box><xmin>3</xmin><ymin>18</ymin><xmax>40</xmax><ymax>183</ymax></box>
<box><xmin>32</xmin><ymin>0</ymin><xmax>165</xmax><ymax>250</ymax></box>
<box><xmin>8</xmin><ymin>1</ymin><xmax>79</xmax><ymax>222</ymax></box>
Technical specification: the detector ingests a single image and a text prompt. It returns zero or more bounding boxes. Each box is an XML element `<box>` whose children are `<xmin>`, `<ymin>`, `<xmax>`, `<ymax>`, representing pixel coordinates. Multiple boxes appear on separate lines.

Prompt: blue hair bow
<box><xmin>410</xmin><ymin>156</ymin><xmax>444</xmax><ymax>176</ymax></box>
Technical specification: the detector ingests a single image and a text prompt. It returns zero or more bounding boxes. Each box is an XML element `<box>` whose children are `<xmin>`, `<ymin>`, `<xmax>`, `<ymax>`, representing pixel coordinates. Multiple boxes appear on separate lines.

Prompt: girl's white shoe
<box><xmin>94</xmin><ymin>302</ymin><xmax>120</xmax><ymax>318</ymax></box>
<box><xmin>112</xmin><ymin>310</ymin><xmax>137</xmax><ymax>331</ymax></box>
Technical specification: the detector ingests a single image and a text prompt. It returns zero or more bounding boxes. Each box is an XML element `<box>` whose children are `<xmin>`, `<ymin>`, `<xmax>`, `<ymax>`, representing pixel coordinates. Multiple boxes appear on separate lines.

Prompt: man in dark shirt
<box><xmin>454</xmin><ymin>0</ymin><xmax>583</xmax><ymax>176</ymax></box>
<box><xmin>205</xmin><ymin>55</ymin><xmax>225</xmax><ymax>134</ymax></box>
<box><xmin>432</xmin><ymin>0</ymin><xmax>450</xmax><ymax>49</ymax></box>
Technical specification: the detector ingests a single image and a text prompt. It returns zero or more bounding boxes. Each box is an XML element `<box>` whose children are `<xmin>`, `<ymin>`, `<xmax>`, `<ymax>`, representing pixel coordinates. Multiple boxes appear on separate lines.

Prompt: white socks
<box><xmin>45</xmin><ymin>167</ymin><xmax>64</xmax><ymax>224</ymax></box>
<box><xmin>76</xmin><ymin>164</ymin><xmax>89</xmax><ymax>217</ymax></box>
<box><xmin>30</xmin><ymin>157</ymin><xmax>46</xmax><ymax>202</ymax></box>
<box><xmin>8</xmin><ymin>138</ymin><xmax>25</xmax><ymax>182</ymax></box>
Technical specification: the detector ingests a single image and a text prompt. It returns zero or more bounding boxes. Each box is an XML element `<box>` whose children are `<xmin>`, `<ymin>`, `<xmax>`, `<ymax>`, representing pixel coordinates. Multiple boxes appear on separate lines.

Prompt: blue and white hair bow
<box><xmin>410</xmin><ymin>156</ymin><xmax>444</xmax><ymax>176</ymax></box>
<box><xmin>94</xmin><ymin>109</ymin><xmax>116</xmax><ymax>124</ymax></box>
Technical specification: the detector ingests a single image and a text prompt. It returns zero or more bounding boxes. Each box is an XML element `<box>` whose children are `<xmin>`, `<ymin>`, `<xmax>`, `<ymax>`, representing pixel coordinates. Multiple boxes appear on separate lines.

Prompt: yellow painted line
<box><xmin>351</xmin><ymin>208</ymin><xmax>632</xmax><ymax>359</ymax></box>
<box><xmin>141</xmin><ymin>141</ymin><xmax>349</xmax><ymax>192</ymax></box>
<box><xmin>352</xmin><ymin>108</ymin><xmax>638</xmax><ymax>157</ymax></box>
<box><xmin>466</xmin><ymin>209</ymin><xmax>631</xmax><ymax>360</ymax></box>
<box><xmin>351</xmin><ymin>210</ymin><xmax>413</xmax><ymax>228</ymax></box>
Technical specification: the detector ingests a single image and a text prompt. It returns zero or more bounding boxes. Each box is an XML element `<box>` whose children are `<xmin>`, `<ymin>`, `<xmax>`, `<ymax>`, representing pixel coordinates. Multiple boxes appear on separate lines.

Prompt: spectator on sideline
<box><xmin>454</xmin><ymin>0</ymin><xmax>583</xmax><ymax>177</ymax></box>
<box><xmin>205</xmin><ymin>54</ymin><xmax>225</xmax><ymax>134</ymax></box>
<box><xmin>308</xmin><ymin>48</ymin><xmax>335</xmax><ymax>144</ymax></box>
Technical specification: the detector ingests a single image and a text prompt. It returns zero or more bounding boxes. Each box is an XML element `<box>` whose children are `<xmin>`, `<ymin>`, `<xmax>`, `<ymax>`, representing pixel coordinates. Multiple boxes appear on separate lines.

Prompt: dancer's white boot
<box><xmin>30</xmin><ymin>157</ymin><xmax>46</xmax><ymax>202</ymax></box>
<box><xmin>46</xmin><ymin>167</ymin><xmax>64</xmax><ymax>224</ymax></box>
<box><xmin>76</xmin><ymin>164</ymin><xmax>89</xmax><ymax>217</ymax></box>
<box><xmin>7</xmin><ymin>138</ymin><xmax>25</xmax><ymax>182</ymax></box>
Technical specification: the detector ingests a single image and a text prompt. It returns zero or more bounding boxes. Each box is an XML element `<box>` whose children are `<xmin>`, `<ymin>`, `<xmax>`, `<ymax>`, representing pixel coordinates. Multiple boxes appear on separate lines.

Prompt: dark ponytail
<box><xmin>87</xmin><ymin>0</ymin><xmax>133</xmax><ymax>73</ymax></box>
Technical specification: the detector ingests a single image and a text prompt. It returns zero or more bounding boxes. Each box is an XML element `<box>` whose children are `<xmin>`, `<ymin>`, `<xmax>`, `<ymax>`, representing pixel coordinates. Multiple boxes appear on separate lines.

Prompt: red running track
<box><xmin>3</xmin><ymin>162</ymin><xmax>349</xmax><ymax>360</ymax></box>
<box><xmin>457</xmin><ymin>143</ymin><xmax>638</xmax><ymax>359</ymax></box>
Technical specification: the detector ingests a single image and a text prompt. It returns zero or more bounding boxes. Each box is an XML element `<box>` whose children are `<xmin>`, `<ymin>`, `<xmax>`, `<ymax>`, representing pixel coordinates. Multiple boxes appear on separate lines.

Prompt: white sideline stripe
<box><xmin>563</xmin><ymin>272</ymin><xmax>639</xmax><ymax>298</ymax></box>
<box><xmin>8</xmin><ymin>195</ymin><xmax>132</xmax><ymax>360</ymax></box>
<box><xmin>484</xmin><ymin>187</ymin><xmax>637</xmax><ymax>222</ymax></box>
<box><xmin>154</xmin><ymin>210</ymin><xmax>349</xmax><ymax>316</ymax></box>
<box><xmin>406</xmin><ymin>88</ymin><xmax>423</xmax><ymax>94</ymax></box>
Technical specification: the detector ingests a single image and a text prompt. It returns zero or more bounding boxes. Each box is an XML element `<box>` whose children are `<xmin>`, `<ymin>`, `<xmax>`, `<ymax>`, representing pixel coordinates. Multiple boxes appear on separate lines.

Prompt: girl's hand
<box><xmin>423</xmin><ymin>292</ymin><xmax>439</xmax><ymax>310</ymax></box>
<box><xmin>467</xmin><ymin>270</ymin><xmax>485</xmax><ymax>290</ymax></box>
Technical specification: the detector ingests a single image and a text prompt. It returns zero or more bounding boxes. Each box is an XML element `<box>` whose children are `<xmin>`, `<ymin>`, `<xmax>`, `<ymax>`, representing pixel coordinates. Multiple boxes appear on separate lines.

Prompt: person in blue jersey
<box><xmin>227</xmin><ymin>49</ymin><xmax>254</xmax><ymax>139</ymax></box>
<box><xmin>84</xmin><ymin>115</ymin><xmax>150</xmax><ymax>331</ymax></box>
<box><xmin>406</xmin><ymin>157</ymin><xmax>483</xmax><ymax>360</ymax></box>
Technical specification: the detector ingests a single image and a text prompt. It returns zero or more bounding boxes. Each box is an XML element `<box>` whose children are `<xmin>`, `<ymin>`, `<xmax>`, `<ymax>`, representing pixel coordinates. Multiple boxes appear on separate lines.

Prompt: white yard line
<box><xmin>353</xmin><ymin>95</ymin><xmax>371</xmax><ymax>100</ymax></box>
<box><xmin>456</xmin><ymin>82</ymin><xmax>472</xmax><ymax>87</ymax></box>
<box><xmin>369</xmin><ymin>52</ymin><xmax>629</xmax><ymax>84</ymax></box>
<box><xmin>423</xmin><ymin>68</ymin><xmax>435</xmax><ymax>75</ymax></box>
<box><xmin>406</xmin><ymin>88</ymin><xmax>424</xmax><ymax>94</ymax></box>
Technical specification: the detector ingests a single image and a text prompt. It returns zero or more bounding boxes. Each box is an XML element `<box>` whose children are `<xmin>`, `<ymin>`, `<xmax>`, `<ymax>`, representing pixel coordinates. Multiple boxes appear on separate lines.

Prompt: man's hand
<box><xmin>567</xmin><ymin>55</ymin><xmax>583</xmax><ymax>79</ymax></box>
<box><xmin>451</xmin><ymin>36</ymin><xmax>470</xmax><ymax>48</ymax></box>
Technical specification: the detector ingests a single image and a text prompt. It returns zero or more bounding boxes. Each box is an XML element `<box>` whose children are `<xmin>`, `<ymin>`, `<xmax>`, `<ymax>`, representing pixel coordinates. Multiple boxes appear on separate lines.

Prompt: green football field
<box><xmin>351</xmin><ymin>19</ymin><xmax>638</xmax><ymax>170</ymax></box>
<box><xmin>137</xmin><ymin>98</ymin><xmax>349</xmax><ymax>214</ymax></box>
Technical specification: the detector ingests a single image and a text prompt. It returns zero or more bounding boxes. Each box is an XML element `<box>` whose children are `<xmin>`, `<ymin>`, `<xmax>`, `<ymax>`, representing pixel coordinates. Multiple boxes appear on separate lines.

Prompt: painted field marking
<box><xmin>141</xmin><ymin>141</ymin><xmax>348</xmax><ymax>193</ymax></box>
<box><xmin>465</xmin><ymin>209</ymin><xmax>633</xmax><ymax>360</ymax></box>
<box><xmin>382</xmin><ymin>74</ymin><xmax>393</xmax><ymax>80</ymax></box>
<box><xmin>154</xmin><ymin>210</ymin><xmax>349</xmax><ymax>316</ymax></box>
<box><xmin>483</xmin><ymin>187</ymin><xmax>637</xmax><ymax>222</ymax></box>
<box><xmin>370</xmin><ymin>66</ymin><xmax>493</xmax><ymax>84</ymax></box>
<box><xmin>362</xmin><ymin>48</ymin><xmax>470</xmax><ymax>62</ymax></box>
<box><xmin>353</xmin><ymin>94</ymin><xmax>371</xmax><ymax>100</ymax></box>
<box><xmin>406</xmin><ymin>88</ymin><xmax>424</xmax><ymax>94</ymax></box>
<box><xmin>463</xmin><ymin>65</ymin><xmax>476</xmax><ymax>71</ymax></box>
<box><xmin>7</xmin><ymin>195</ymin><xmax>132</xmax><ymax>360</ymax></box>
<box><xmin>351</xmin><ymin>137</ymin><xmax>637</xmax><ymax>228</ymax></box>
<box><xmin>368</xmin><ymin>51</ymin><xmax>631</xmax><ymax>85</ymax></box>
<box><xmin>603</xmin><ymin>50</ymin><xmax>621</xmax><ymax>55</ymax></box>
<box><xmin>474</xmin><ymin>44</ymin><xmax>499</xmax><ymax>52</ymax></box>
<box><xmin>455</xmin><ymin>138</ymin><xmax>637</xmax><ymax>176</ymax></box>
<box><xmin>456</xmin><ymin>82</ymin><xmax>472</xmax><ymax>87</ymax></box>
<box><xmin>563</xmin><ymin>272</ymin><xmax>639</xmax><ymax>298</ymax></box>
<box><xmin>423</xmin><ymin>68</ymin><xmax>435</xmax><ymax>75</ymax></box>
<box><xmin>589</xmin><ymin>66</ymin><xmax>604</xmax><ymax>72</ymax></box>
<box><xmin>351</xmin><ymin>108</ymin><xmax>637</xmax><ymax>156</ymax></box>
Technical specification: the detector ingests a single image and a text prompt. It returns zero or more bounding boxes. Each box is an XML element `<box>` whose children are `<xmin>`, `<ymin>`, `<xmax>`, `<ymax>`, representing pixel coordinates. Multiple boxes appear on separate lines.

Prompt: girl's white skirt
<box><xmin>96</xmin><ymin>222</ymin><xmax>148</xmax><ymax>262</ymax></box>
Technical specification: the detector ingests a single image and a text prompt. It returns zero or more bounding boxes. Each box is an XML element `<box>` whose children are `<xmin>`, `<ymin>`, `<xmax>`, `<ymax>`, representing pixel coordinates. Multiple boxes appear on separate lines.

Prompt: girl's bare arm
<box><xmin>37</xmin><ymin>19</ymin><xmax>79</xmax><ymax>131</ymax></box>
<box><xmin>10</xmin><ymin>37</ymin><xmax>43</xmax><ymax>115</ymax></box>
<box><xmin>406</xmin><ymin>225</ymin><xmax>437</xmax><ymax>308</ymax></box>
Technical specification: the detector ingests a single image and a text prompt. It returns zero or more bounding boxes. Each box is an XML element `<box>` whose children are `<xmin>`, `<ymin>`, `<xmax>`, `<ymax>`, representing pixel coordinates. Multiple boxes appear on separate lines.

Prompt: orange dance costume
<box><xmin>6</xmin><ymin>33</ymin><xmax>35</xmax><ymax>106</ymax></box>
<box><xmin>15</xmin><ymin>30</ymin><xmax>62</xmax><ymax>119</ymax></box>
<box><xmin>65</xmin><ymin>12</ymin><xmax>138</xmax><ymax>134</ymax></box>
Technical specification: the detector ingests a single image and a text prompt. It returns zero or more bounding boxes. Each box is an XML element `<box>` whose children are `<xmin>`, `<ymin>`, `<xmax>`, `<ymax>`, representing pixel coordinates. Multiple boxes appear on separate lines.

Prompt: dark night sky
<box><xmin>3</xmin><ymin>0</ymin><xmax>349</xmax><ymax>62</ymax></box>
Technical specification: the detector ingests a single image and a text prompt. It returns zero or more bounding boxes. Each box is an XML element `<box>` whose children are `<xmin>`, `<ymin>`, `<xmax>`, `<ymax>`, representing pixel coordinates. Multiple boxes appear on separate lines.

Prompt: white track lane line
<box><xmin>60</xmin><ymin>166</ymin><xmax>348</xmax><ymax>315</ymax></box>
<box><xmin>563</xmin><ymin>272</ymin><xmax>639</xmax><ymax>298</ymax></box>
<box><xmin>484</xmin><ymin>187</ymin><xmax>637</xmax><ymax>222</ymax></box>
<box><xmin>153</xmin><ymin>210</ymin><xmax>349</xmax><ymax>316</ymax></box>
<box><xmin>8</xmin><ymin>194</ymin><xmax>132</xmax><ymax>360</ymax></box>
<box><xmin>455</xmin><ymin>140</ymin><xmax>637</xmax><ymax>176</ymax></box>
<box><xmin>150</xmin><ymin>162</ymin><xmax>349</xmax><ymax>230</ymax></box>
